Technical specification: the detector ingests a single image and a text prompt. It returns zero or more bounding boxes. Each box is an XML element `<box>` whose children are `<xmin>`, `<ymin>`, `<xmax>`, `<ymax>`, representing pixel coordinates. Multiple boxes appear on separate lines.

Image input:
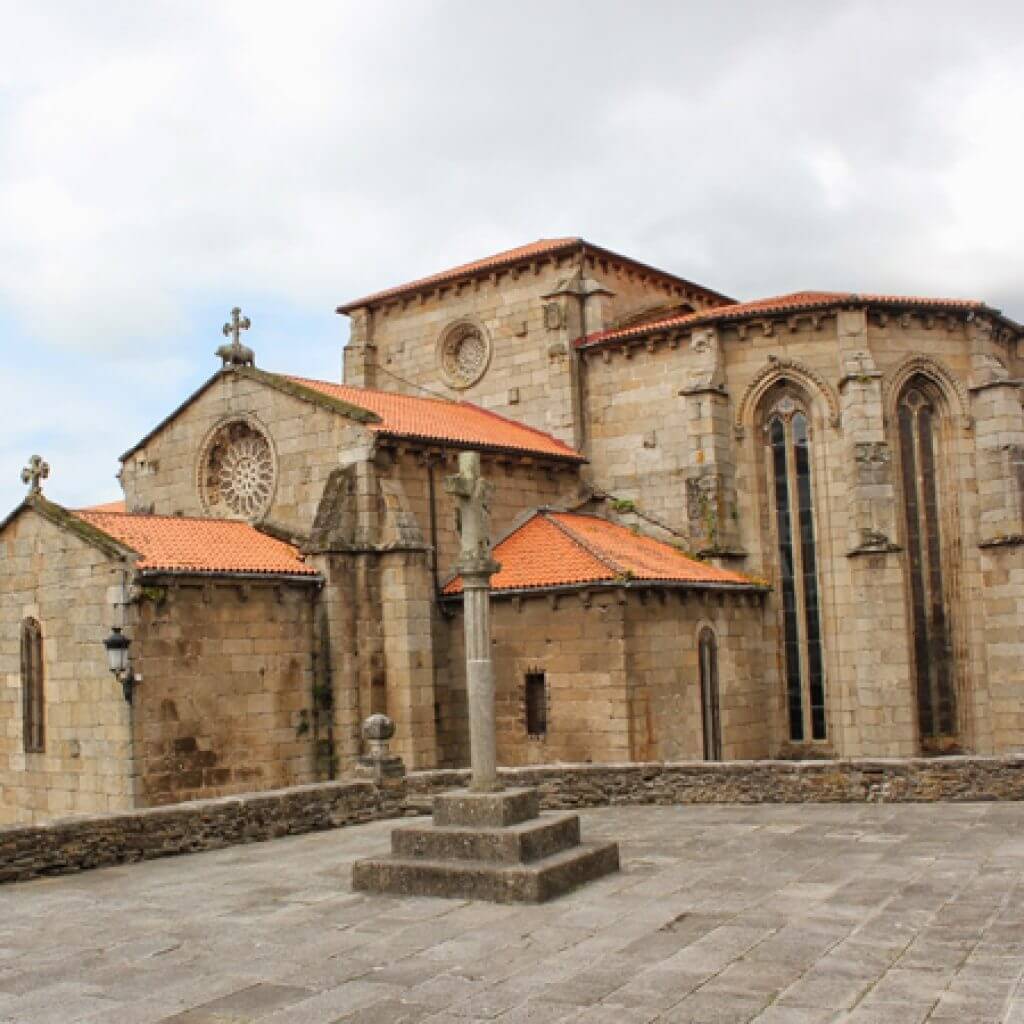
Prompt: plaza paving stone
<box><xmin>1</xmin><ymin>802</ymin><xmax>1023</xmax><ymax>1023</ymax></box>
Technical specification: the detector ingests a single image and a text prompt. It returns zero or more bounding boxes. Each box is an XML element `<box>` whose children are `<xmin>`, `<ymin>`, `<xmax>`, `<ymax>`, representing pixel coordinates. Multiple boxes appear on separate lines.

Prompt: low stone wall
<box><xmin>0</xmin><ymin>779</ymin><xmax>403</xmax><ymax>884</ymax></box>
<box><xmin>5</xmin><ymin>756</ymin><xmax>1023</xmax><ymax>886</ymax></box>
<box><xmin>406</xmin><ymin>756</ymin><xmax>1024</xmax><ymax>806</ymax></box>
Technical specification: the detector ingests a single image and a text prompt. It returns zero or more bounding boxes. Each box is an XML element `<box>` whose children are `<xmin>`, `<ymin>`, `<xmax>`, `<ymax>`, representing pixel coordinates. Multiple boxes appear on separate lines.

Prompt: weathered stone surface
<box><xmin>351</xmin><ymin>839</ymin><xmax>620</xmax><ymax>903</ymax></box>
<box><xmin>409</xmin><ymin>755</ymin><xmax>1024</xmax><ymax>807</ymax></box>
<box><xmin>2</xmin><ymin>802</ymin><xmax>1023</xmax><ymax>1022</ymax></box>
<box><xmin>432</xmin><ymin>787</ymin><xmax>539</xmax><ymax>827</ymax></box>
<box><xmin>391</xmin><ymin>812</ymin><xmax>580</xmax><ymax>864</ymax></box>
<box><xmin>0</xmin><ymin>779</ymin><xmax>401</xmax><ymax>884</ymax></box>
<box><xmin>5</xmin><ymin>756</ymin><xmax>1024</xmax><ymax>886</ymax></box>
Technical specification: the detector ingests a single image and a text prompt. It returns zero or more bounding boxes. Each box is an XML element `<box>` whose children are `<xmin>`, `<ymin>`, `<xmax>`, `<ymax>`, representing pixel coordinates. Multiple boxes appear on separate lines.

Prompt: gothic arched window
<box><xmin>698</xmin><ymin>627</ymin><xmax>722</xmax><ymax>761</ymax></box>
<box><xmin>897</xmin><ymin>381</ymin><xmax>956</xmax><ymax>742</ymax></box>
<box><xmin>766</xmin><ymin>394</ymin><xmax>826</xmax><ymax>742</ymax></box>
<box><xmin>21</xmin><ymin>618</ymin><xmax>44</xmax><ymax>753</ymax></box>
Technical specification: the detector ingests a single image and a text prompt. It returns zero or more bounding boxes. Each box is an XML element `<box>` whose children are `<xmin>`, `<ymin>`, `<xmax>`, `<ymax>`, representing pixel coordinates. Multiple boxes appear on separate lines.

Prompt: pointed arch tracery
<box><xmin>758</xmin><ymin>381</ymin><xmax>828</xmax><ymax>743</ymax></box>
<box><xmin>735</xmin><ymin>358</ymin><xmax>841</xmax><ymax>439</ymax></box>
<box><xmin>885</xmin><ymin>355</ymin><xmax>972</xmax><ymax>430</ymax></box>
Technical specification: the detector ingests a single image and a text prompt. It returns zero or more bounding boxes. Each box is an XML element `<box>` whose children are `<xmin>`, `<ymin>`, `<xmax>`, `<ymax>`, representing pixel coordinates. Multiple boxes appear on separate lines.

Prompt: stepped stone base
<box><xmin>352</xmin><ymin>787</ymin><xmax>619</xmax><ymax>903</ymax></box>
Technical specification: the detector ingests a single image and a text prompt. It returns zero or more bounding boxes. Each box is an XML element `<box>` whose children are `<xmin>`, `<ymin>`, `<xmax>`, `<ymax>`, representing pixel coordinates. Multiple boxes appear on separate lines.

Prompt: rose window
<box><xmin>200</xmin><ymin>421</ymin><xmax>275</xmax><ymax>519</ymax></box>
<box><xmin>438</xmin><ymin>323</ymin><xmax>491</xmax><ymax>388</ymax></box>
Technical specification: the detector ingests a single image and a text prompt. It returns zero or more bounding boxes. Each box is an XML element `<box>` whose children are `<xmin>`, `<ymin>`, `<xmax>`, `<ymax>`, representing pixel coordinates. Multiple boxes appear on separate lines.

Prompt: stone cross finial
<box><xmin>21</xmin><ymin>455</ymin><xmax>49</xmax><ymax>495</ymax></box>
<box><xmin>223</xmin><ymin>306</ymin><xmax>250</xmax><ymax>346</ymax></box>
<box><xmin>216</xmin><ymin>307</ymin><xmax>256</xmax><ymax>368</ymax></box>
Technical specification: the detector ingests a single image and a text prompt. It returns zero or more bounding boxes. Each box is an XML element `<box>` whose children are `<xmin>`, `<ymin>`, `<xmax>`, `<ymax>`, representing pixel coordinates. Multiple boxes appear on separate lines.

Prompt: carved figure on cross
<box><xmin>446</xmin><ymin>451</ymin><xmax>497</xmax><ymax>571</ymax></box>
<box><xmin>21</xmin><ymin>455</ymin><xmax>49</xmax><ymax>495</ymax></box>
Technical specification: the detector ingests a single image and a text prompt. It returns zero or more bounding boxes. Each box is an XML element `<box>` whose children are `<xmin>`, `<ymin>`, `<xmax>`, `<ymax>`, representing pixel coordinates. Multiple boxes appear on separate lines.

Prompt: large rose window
<box><xmin>199</xmin><ymin>420</ymin><xmax>276</xmax><ymax>519</ymax></box>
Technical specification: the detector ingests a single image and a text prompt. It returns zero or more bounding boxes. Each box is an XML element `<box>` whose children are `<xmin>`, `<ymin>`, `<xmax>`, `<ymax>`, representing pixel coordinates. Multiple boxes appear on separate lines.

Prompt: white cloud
<box><xmin>0</xmin><ymin>0</ymin><xmax>1022</xmax><ymax>509</ymax></box>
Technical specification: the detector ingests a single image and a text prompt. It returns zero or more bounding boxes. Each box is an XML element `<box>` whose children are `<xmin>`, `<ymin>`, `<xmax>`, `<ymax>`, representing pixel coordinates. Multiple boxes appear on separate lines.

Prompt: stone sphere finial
<box><xmin>362</xmin><ymin>713</ymin><xmax>395</xmax><ymax>742</ymax></box>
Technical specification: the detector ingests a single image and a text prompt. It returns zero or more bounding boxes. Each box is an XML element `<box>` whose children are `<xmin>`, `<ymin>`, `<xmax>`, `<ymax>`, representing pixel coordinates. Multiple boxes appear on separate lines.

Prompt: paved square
<box><xmin>1</xmin><ymin>803</ymin><xmax>1023</xmax><ymax>1023</ymax></box>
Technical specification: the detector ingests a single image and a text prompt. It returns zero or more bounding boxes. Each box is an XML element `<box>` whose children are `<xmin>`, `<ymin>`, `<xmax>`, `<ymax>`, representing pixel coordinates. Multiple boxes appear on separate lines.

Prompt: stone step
<box><xmin>432</xmin><ymin>787</ymin><xmax>539</xmax><ymax>828</ymax></box>
<box><xmin>391</xmin><ymin>813</ymin><xmax>581</xmax><ymax>865</ymax></box>
<box><xmin>351</xmin><ymin>840</ymin><xmax>620</xmax><ymax>904</ymax></box>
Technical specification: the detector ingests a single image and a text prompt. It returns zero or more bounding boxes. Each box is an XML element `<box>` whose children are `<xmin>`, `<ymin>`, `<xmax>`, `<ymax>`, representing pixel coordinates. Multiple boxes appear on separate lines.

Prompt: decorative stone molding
<box><xmin>734</xmin><ymin>357</ymin><xmax>841</xmax><ymax>438</ymax></box>
<box><xmin>197</xmin><ymin>416</ymin><xmax>277</xmax><ymax>520</ymax></box>
<box><xmin>436</xmin><ymin>318</ymin><xmax>492</xmax><ymax>390</ymax></box>
<box><xmin>883</xmin><ymin>354</ymin><xmax>973</xmax><ymax>429</ymax></box>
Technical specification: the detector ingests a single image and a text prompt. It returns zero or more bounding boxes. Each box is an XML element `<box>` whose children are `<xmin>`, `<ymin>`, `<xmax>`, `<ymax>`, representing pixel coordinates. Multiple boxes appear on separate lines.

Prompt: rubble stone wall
<box><xmin>0</xmin><ymin>779</ymin><xmax>400</xmax><ymax>883</ymax></box>
<box><xmin>407</xmin><ymin>756</ymin><xmax>1024</xmax><ymax>806</ymax></box>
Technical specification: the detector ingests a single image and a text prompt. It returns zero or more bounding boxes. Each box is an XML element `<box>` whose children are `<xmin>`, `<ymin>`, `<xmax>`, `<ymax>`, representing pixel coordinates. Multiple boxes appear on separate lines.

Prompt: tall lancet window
<box><xmin>897</xmin><ymin>383</ymin><xmax>956</xmax><ymax>742</ymax></box>
<box><xmin>21</xmin><ymin>618</ymin><xmax>44</xmax><ymax>753</ymax></box>
<box><xmin>767</xmin><ymin>395</ymin><xmax>826</xmax><ymax>742</ymax></box>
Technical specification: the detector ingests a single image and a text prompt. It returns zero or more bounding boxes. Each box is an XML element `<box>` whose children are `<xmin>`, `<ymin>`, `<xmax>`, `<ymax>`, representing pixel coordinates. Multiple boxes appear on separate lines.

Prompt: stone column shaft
<box><xmin>462</xmin><ymin>566</ymin><xmax>500</xmax><ymax>792</ymax></box>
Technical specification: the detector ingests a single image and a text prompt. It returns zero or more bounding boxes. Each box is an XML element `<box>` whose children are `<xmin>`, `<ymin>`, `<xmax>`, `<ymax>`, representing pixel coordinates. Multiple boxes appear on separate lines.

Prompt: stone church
<box><xmin>2</xmin><ymin>237</ymin><xmax>1022</xmax><ymax>825</ymax></box>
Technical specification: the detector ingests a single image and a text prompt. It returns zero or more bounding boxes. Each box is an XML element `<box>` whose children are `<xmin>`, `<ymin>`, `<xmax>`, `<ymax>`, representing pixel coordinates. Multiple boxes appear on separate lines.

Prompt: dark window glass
<box><xmin>698</xmin><ymin>628</ymin><xmax>722</xmax><ymax>761</ymax></box>
<box><xmin>899</xmin><ymin>388</ymin><xmax>956</xmax><ymax>740</ymax></box>
<box><xmin>21</xmin><ymin>618</ymin><xmax>44</xmax><ymax>753</ymax></box>
<box><xmin>525</xmin><ymin>673</ymin><xmax>547</xmax><ymax>737</ymax></box>
<box><xmin>769</xmin><ymin>404</ymin><xmax>826</xmax><ymax>743</ymax></box>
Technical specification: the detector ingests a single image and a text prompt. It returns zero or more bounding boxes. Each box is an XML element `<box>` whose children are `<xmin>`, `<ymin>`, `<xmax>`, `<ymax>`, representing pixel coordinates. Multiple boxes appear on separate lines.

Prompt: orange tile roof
<box><xmin>81</xmin><ymin>499</ymin><xmax>126</xmax><ymax>513</ymax></box>
<box><xmin>579</xmin><ymin>290</ymin><xmax>995</xmax><ymax>347</ymax></box>
<box><xmin>285</xmin><ymin>375</ymin><xmax>584</xmax><ymax>461</ymax></box>
<box><xmin>74</xmin><ymin>510</ymin><xmax>318</xmax><ymax>577</ymax></box>
<box><xmin>338</xmin><ymin>238</ymin><xmax>581</xmax><ymax>312</ymax></box>
<box><xmin>443</xmin><ymin>511</ymin><xmax>754</xmax><ymax>595</ymax></box>
<box><xmin>337</xmin><ymin>237</ymin><xmax>734</xmax><ymax>312</ymax></box>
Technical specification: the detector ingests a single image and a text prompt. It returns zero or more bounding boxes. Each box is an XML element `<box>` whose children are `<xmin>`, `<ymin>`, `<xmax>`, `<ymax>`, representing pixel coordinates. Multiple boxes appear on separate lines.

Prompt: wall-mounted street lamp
<box><xmin>103</xmin><ymin>626</ymin><xmax>141</xmax><ymax>705</ymax></box>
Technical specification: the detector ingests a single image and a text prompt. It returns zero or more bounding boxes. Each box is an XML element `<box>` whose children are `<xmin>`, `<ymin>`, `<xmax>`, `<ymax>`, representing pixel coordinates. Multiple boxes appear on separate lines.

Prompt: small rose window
<box><xmin>438</xmin><ymin>322</ymin><xmax>491</xmax><ymax>389</ymax></box>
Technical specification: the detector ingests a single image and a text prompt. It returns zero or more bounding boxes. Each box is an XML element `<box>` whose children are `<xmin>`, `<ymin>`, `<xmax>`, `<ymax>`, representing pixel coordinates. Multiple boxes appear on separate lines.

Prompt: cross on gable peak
<box><xmin>21</xmin><ymin>455</ymin><xmax>49</xmax><ymax>495</ymax></box>
<box><xmin>216</xmin><ymin>306</ymin><xmax>256</xmax><ymax>368</ymax></box>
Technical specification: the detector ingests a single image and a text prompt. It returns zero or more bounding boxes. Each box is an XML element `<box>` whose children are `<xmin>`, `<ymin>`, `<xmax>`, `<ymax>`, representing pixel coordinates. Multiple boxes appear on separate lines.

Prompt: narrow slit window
<box><xmin>21</xmin><ymin>618</ymin><xmax>44</xmax><ymax>753</ymax></box>
<box><xmin>525</xmin><ymin>672</ymin><xmax>547</xmax><ymax>738</ymax></box>
<box><xmin>698</xmin><ymin>627</ymin><xmax>722</xmax><ymax>761</ymax></box>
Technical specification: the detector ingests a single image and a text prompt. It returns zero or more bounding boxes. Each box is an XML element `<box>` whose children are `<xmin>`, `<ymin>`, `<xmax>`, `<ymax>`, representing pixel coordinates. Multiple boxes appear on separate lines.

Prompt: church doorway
<box><xmin>699</xmin><ymin>626</ymin><xmax>722</xmax><ymax>761</ymax></box>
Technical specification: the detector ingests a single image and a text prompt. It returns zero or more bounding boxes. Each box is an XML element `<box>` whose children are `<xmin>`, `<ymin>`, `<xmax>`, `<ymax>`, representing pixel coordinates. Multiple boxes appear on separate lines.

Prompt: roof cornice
<box><xmin>337</xmin><ymin>238</ymin><xmax>734</xmax><ymax>314</ymax></box>
<box><xmin>578</xmin><ymin>293</ymin><xmax>1022</xmax><ymax>352</ymax></box>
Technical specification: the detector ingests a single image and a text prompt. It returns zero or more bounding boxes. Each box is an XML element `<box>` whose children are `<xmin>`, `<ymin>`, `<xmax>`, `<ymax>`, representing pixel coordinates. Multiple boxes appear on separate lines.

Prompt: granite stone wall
<box><xmin>0</xmin><ymin>510</ymin><xmax>134</xmax><ymax>826</ymax></box>
<box><xmin>133</xmin><ymin>579</ymin><xmax>321</xmax><ymax>806</ymax></box>
<box><xmin>4</xmin><ymin>756</ymin><xmax>1024</xmax><ymax>885</ymax></box>
<box><xmin>407</xmin><ymin>756</ymin><xmax>1024</xmax><ymax>807</ymax></box>
<box><xmin>0</xmin><ymin>779</ymin><xmax>401</xmax><ymax>884</ymax></box>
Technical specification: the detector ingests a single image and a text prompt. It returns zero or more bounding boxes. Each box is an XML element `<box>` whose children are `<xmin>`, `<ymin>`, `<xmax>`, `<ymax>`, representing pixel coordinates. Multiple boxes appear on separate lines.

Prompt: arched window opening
<box><xmin>897</xmin><ymin>383</ymin><xmax>956</xmax><ymax>742</ymax></box>
<box><xmin>698</xmin><ymin>627</ymin><xmax>722</xmax><ymax>761</ymax></box>
<box><xmin>767</xmin><ymin>395</ymin><xmax>826</xmax><ymax>742</ymax></box>
<box><xmin>21</xmin><ymin>618</ymin><xmax>44</xmax><ymax>753</ymax></box>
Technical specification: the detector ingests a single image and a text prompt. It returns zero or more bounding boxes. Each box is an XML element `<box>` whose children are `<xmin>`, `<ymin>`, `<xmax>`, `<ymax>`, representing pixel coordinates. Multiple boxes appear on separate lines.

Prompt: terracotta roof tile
<box><xmin>338</xmin><ymin>238</ymin><xmax>582</xmax><ymax>312</ymax></box>
<box><xmin>73</xmin><ymin>510</ymin><xmax>318</xmax><ymax>577</ymax></box>
<box><xmin>579</xmin><ymin>290</ymin><xmax>993</xmax><ymax>347</ymax></box>
<box><xmin>337</xmin><ymin>237</ymin><xmax>734</xmax><ymax>312</ymax></box>
<box><xmin>443</xmin><ymin>511</ymin><xmax>753</xmax><ymax>595</ymax></box>
<box><xmin>81</xmin><ymin>499</ymin><xmax>127</xmax><ymax>513</ymax></box>
<box><xmin>285</xmin><ymin>376</ymin><xmax>584</xmax><ymax>461</ymax></box>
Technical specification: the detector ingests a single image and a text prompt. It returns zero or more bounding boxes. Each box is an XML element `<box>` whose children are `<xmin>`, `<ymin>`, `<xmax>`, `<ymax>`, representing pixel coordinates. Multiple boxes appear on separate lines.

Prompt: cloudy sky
<box><xmin>1</xmin><ymin>1</ymin><xmax>1022</xmax><ymax>511</ymax></box>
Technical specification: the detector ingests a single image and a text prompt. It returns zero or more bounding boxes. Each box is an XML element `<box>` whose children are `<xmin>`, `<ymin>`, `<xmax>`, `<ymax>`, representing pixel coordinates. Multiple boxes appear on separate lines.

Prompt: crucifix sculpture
<box><xmin>445</xmin><ymin>451</ymin><xmax>502</xmax><ymax>792</ymax></box>
<box><xmin>21</xmin><ymin>455</ymin><xmax>49</xmax><ymax>495</ymax></box>
<box><xmin>216</xmin><ymin>307</ymin><xmax>256</xmax><ymax>368</ymax></box>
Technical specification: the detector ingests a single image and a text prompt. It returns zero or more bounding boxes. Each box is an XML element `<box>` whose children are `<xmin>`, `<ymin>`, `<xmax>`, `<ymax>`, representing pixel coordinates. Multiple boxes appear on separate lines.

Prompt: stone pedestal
<box><xmin>352</xmin><ymin>787</ymin><xmax>619</xmax><ymax>903</ymax></box>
